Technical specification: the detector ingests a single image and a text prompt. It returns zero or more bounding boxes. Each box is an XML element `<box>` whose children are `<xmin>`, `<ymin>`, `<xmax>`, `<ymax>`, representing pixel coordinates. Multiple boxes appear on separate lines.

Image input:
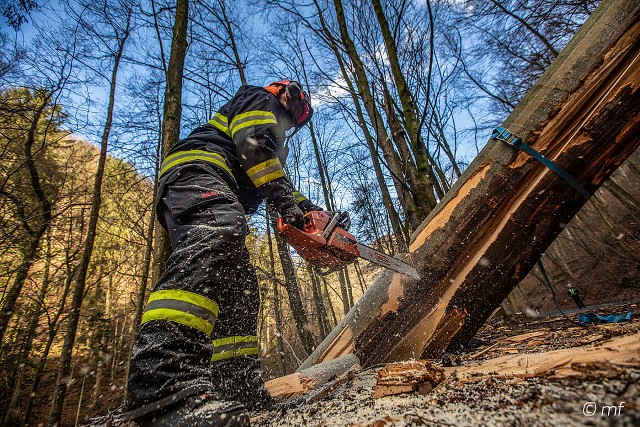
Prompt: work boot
<box><xmin>128</xmin><ymin>393</ymin><xmax>250</xmax><ymax>427</ymax></box>
<box><xmin>211</xmin><ymin>358</ymin><xmax>278</xmax><ymax>412</ymax></box>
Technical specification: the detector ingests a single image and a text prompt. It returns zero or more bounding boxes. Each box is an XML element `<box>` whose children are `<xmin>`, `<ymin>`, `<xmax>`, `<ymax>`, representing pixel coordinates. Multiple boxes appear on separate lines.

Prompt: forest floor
<box><xmin>90</xmin><ymin>300</ymin><xmax>639</xmax><ymax>427</ymax></box>
<box><xmin>252</xmin><ymin>300</ymin><xmax>640</xmax><ymax>427</ymax></box>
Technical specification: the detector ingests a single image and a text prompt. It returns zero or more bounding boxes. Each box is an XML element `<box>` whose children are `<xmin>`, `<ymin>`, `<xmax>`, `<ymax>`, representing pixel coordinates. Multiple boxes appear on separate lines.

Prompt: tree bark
<box><xmin>153</xmin><ymin>0</ymin><xmax>190</xmax><ymax>274</ymax></box>
<box><xmin>299</xmin><ymin>0</ymin><xmax>640</xmax><ymax>369</ymax></box>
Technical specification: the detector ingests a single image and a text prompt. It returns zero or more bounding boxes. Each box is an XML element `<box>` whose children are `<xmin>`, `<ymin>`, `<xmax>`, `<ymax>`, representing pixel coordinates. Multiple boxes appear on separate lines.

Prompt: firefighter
<box><xmin>567</xmin><ymin>286</ymin><xmax>586</xmax><ymax>309</ymax></box>
<box><xmin>124</xmin><ymin>81</ymin><xmax>320</xmax><ymax>426</ymax></box>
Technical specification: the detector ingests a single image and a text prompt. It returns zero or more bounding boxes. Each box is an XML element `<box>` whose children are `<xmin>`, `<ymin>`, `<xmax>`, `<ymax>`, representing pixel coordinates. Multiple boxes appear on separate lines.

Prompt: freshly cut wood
<box><xmin>265</xmin><ymin>354</ymin><xmax>359</xmax><ymax>399</ymax></box>
<box><xmin>447</xmin><ymin>332</ymin><xmax>640</xmax><ymax>383</ymax></box>
<box><xmin>372</xmin><ymin>360</ymin><xmax>445</xmax><ymax>398</ymax></box>
<box><xmin>300</xmin><ymin>0</ymin><xmax>640</xmax><ymax>371</ymax></box>
<box><xmin>304</xmin><ymin>364</ymin><xmax>361</xmax><ymax>404</ymax></box>
<box><xmin>264</xmin><ymin>372</ymin><xmax>315</xmax><ymax>400</ymax></box>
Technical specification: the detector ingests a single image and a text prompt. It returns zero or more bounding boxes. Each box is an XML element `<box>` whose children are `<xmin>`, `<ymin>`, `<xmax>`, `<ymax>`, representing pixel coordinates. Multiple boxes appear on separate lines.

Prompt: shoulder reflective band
<box><xmin>492</xmin><ymin>127</ymin><xmax>591</xmax><ymax>200</ymax></box>
<box><xmin>293</xmin><ymin>191</ymin><xmax>308</xmax><ymax>203</ymax></box>
<box><xmin>211</xmin><ymin>335</ymin><xmax>259</xmax><ymax>362</ymax></box>
<box><xmin>208</xmin><ymin>113</ymin><xmax>231</xmax><ymax>137</ymax></box>
<box><xmin>160</xmin><ymin>150</ymin><xmax>235</xmax><ymax>183</ymax></box>
<box><xmin>229</xmin><ymin>110</ymin><xmax>277</xmax><ymax>138</ymax></box>
<box><xmin>246</xmin><ymin>158</ymin><xmax>285</xmax><ymax>187</ymax></box>
<box><xmin>141</xmin><ymin>289</ymin><xmax>219</xmax><ymax>336</ymax></box>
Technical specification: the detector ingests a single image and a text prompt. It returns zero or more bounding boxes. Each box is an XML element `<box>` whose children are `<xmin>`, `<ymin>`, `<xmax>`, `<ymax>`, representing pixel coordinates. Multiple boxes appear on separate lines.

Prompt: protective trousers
<box><xmin>126</xmin><ymin>164</ymin><xmax>263</xmax><ymax>412</ymax></box>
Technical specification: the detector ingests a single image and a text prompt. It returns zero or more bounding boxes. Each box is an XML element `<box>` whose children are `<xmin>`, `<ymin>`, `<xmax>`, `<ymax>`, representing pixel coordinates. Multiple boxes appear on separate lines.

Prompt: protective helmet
<box><xmin>265</xmin><ymin>80</ymin><xmax>314</xmax><ymax>129</ymax></box>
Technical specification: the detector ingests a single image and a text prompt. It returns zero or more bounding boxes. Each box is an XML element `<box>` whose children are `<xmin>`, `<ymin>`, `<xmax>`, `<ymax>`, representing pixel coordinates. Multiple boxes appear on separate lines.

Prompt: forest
<box><xmin>0</xmin><ymin>0</ymin><xmax>638</xmax><ymax>425</ymax></box>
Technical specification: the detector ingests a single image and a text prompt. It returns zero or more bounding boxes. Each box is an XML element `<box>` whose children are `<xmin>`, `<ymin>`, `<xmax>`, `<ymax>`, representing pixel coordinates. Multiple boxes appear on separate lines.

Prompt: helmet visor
<box><xmin>286</xmin><ymin>82</ymin><xmax>313</xmax><ymax>127</ymax></box>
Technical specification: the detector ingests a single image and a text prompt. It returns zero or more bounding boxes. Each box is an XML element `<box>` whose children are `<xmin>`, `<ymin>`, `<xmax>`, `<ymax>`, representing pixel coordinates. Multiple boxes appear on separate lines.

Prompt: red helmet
<box><xmin>266</xmin><ymin>80</ymin><xmax>314</xmax><ymax>128</ymax></box>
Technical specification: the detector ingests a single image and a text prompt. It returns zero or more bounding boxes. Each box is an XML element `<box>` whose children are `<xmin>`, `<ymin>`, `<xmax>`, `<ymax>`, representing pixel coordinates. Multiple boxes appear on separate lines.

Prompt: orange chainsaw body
<box><xmin>276</xmin><ymin>211</ymin><xmax>359</xmax><ymax>269</ymax></box>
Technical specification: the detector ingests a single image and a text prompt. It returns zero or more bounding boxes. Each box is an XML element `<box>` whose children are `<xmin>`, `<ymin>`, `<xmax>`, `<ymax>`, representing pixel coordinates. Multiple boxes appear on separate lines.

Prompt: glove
<box><xmin>298</xmin><ymin>199</ymin><xmax>323</xmax><ymax>213</ymax></box>
<box><xmin>279</xmin><ymin>203</ymin><xmax>304</xmax><ymax>230</ymax></box>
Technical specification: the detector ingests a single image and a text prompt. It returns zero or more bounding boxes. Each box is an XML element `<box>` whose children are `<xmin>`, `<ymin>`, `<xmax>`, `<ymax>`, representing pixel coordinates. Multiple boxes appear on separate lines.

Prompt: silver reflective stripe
<box><xmin>212</xmin><ymin>340</ymin><xmax>258</xmax><ymax>355</ymax></box>
<box><xmin>248</xmin><ymin>162</ymin><xmax>283</xmax><ymax>182</ymax></box>
<box><xmin>159</xmin><ymin>150</ymin><xmax>235</xmax><ymax>183</ymax></box>
<box><xmin>211</xmin><ymin>336</ymin><xmax>259</xmax><ymax>362</ymax></box>
<box><xmin>144</xmin><ymin>299</ymin><xmax>218</xmax><ymax>326</ymax></box>
<box><xmin>208</xmin><ymin>113</ymin><xmax>230</xmax><ymax>136</ymax></box>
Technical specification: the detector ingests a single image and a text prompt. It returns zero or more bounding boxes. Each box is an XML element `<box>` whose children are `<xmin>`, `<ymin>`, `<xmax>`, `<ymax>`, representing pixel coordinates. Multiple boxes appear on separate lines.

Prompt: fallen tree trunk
<box><xmin>299</xmin><ymin>0</ymin><xmax>640</xmax><ymax>370</ymax></box>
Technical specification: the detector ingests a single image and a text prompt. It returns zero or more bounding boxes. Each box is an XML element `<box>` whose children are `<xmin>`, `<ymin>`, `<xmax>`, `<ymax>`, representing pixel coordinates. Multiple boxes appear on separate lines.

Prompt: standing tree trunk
<box><xmin>132</xmin><ymin>140</ymin><xmax>160</xmax><ymax>333</ymax></box>
<box><xmin>22</xmin><ymin>247</ymin><xmax>76</xmax><ymax>427</ymax></box>
<box><xmin>307</xmin><ymin>263</ymin><xmax>330</xmax><ymax>338</ymax></box>
<box><xmin>322</xmin><ymin>0</ymin><xmax>410</xmax><ymax>248</ymax></box>
<box><xmin>153</xmin><ymin>0</ymin><xmax>190</xmax><ymax>274</ymax></box>
<box><xmin>370</xmin><ymin>0</ymin><xmax>439</xmax><ymax>219</ymax></box>
<box><xmin>48</xmin><ymin>7</ymin><xmax>133</xmax><ymax>425</ymax></box>
<box><xmin>2</xmin><ymin>230</ymin><xmax>52</xmax><ymax>426</ymax></box>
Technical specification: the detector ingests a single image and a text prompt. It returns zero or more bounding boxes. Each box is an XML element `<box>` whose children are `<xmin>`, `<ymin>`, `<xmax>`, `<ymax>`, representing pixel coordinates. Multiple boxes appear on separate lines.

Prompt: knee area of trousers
<box><xmin>190</xmin><ymin>223</ymin><xmax>245</xmax><ymax>249</ymax></box>
<box><xmin>212</xmin><ymin>207</ymin><xmax>247</xmax><ymax>238</ymax></box>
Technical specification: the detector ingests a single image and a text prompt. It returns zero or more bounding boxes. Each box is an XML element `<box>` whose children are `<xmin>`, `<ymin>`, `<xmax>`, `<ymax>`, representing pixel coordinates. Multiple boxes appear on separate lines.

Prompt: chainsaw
<box><xmin>277</xmin><ymin>211</ymin><xmax>419</xmax><ymax>279</ymax></box>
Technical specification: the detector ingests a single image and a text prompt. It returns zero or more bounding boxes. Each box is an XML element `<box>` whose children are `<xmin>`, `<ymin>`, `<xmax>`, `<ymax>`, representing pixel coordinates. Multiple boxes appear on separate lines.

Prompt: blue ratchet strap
<box><xmin>492</xmin><ymin>127</ymin><xmax>591</xmax><ymax>200</ymax></box>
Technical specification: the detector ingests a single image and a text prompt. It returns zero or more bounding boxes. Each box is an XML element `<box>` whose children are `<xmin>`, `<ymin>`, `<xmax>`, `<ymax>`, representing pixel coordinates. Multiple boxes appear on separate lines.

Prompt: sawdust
<box><xmin>255</xmin><ymin>302</ymin><xmax>639</xmax><ymax>427</ymax></box>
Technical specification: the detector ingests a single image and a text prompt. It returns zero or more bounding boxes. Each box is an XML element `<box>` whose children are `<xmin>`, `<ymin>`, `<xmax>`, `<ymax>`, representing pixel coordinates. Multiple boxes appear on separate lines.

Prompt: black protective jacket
<box><xmin>160</xmin><ymin>85</ymin><xmax>299</xmax><ymax>217</ymax></box>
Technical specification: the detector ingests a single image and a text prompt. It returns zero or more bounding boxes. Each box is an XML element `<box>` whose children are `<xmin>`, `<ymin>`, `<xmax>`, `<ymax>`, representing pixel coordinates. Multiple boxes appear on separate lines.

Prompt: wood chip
<box><xmin>372</xmin><ymin>360</ymin><xmax>445</xmax><ymax>398</ymax></box>
<box><xmin>505</xmin><ymin>331</ymin><xmax>546</xmax><ymax>343</ymax></box>
<box><xmin>469</xmin><ymin>342</ymin><xmax>500</xmax><ymax>360</ymax></box>
<box><xmin>497</xmin><ymin>347</ymin><xmax>520</xmax><ymax>354</ymax></box>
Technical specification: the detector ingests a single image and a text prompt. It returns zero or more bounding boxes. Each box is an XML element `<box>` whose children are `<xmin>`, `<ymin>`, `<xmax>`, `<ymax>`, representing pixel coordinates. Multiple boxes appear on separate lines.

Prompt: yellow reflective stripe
<box><xmin>147</xmin><ymin>289</ymin><xmax>219</xmax><ymax>316</ymax></box>
<box><xmin>211</xmin><ymin>347</ymin><xmax>259</xmax><ymax>362</ymax></box>
<box><xmin>293</xmin><ymin>191</ymin><xmax>307</xmax><ymax>203</ymax></box>
<box><xmin>159</xmin><ymin>150</ymin><xmax>234</xmax><ymax>180</ymax></box>
<box><xmin>230</xmin><ymin>110</ymin><xmax>276</xmax><ymax>129</ymax></box>
<box><xmin>211</xmin><ymin>335</ymin><xmax>259</xmax><ymax>362</ymax></box>
<box><xmin>142</xmin><ymin>290</ymin><xmax>219</xmax><ymax>336</ymax></box>
<box><xmin>208</xmin><ymin>113</ymin><xmax>230</xmax><ymax>137</ymax></box>
<box><xmin>142</xmin><ymin>308</ymin><xmax>215</xmax><ymax>336</ymax></box>
<box><xmin>246</xmin><ymin>158</ymin><xmax>285</xmax><ymax>187</ymax></box>
<box><xmin>246</xmin><ymin>158</ymin><xmax>280</xmax><ymax>177</ymax></box>
<box><xmin>253</xmin><ymin>170</ymin><xmax>284</xmax><ymax>186</ymax></box>
<box><xmin>229</xmin><ymin>110</ymin><xmax>277</xmax><ymax>137</ymax></box>
<box><xmin>212</xmin><ymin>335</ymin><xmax>258</xmax><ymax>347</ymax></box>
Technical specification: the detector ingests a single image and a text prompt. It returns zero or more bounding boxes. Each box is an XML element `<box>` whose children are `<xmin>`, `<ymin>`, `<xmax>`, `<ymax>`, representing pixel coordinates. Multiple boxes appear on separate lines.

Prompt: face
<box><xmin>278</xmin><ymin>90</ymin><xmax>294</xmax><ymax>112</ymax></box>
<box><xmin>276</xmin><ymin>82</ymin><xmax>312</xmax><ymax>128</ymax></box>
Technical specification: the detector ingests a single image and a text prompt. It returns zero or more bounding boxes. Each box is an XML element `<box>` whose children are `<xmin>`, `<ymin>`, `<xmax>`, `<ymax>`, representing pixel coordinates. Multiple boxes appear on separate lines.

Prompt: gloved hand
<box><xmin>298</xmin><ymin>199</ymin><xmax>323</xmax><ymax>213</ymax></box>
<box><xmin>279</xmin><ymin>203</ymin><xmax>305</xmax><ymax>229</ymax></box>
